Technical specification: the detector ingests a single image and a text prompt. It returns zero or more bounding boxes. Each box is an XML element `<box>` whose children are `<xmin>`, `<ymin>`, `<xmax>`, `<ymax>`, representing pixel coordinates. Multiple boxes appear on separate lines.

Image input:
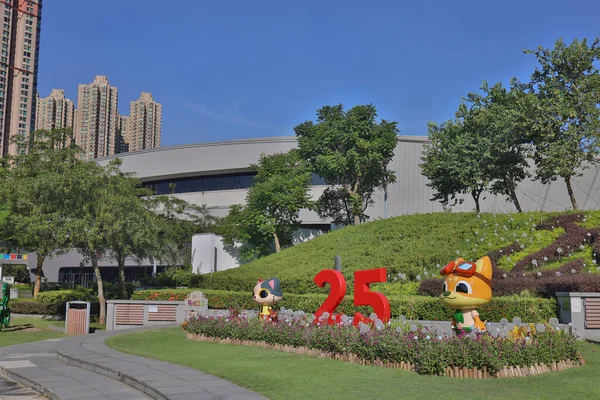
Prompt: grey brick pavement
<box><xmin>0</xmin><ymin>325</ymin><xmax>265</xmax><ymax>400</ymax></box>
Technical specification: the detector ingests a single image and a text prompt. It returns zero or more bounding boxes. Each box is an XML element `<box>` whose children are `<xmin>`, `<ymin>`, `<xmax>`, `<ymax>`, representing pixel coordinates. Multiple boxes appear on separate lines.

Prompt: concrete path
<box><xmin>0</xmin><ymin>339</ymin><xmax>151</xmax><ymax>400</ymax></box>
<box><xmin>0</xmin><ymin>326</ymin><xmax>265</xmax><ymax>400</ymax></box>
<box><xmin>0</xmin><ymin>376</ymin><xmax>45</xmax><ymax>399</ymax></box>
<box><xmin>54</xmin><ymin>327</ymin><xmax>264</xmax><ymax>400</ymax></box>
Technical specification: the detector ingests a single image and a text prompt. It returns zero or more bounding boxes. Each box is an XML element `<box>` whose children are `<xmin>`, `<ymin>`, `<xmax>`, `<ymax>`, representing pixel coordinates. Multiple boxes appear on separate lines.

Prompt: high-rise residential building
<box><xmin>35</xmin><ymin>89</ymin><xmax>74</xmax><ymax>131</ymax></box>
<box><xmin>117</xmin><ymin>115</ymin><xmax>129</xmax><ymax>153</ymax></box>
<box><xmin>75</xmin><ymin>75</ymin><xmax>119</xmax><ymax>160</ymax></box>
<box><xmin>0</xmin><ymin>0</ymin><xmax>42</xmax><ymax>157</ymax></box>
<box><xmin>126</xmin><ymin>92</ymin><xmax>162</xmax><ymax>152</ymax></box>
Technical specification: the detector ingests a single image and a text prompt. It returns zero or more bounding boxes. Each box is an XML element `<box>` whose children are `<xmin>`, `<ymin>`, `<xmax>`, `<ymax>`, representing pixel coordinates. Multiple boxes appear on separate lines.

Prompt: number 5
<box><xmin>352</xmin><ymin>268</ymin><xmax>390</xmax><ymax>325</ymax></box>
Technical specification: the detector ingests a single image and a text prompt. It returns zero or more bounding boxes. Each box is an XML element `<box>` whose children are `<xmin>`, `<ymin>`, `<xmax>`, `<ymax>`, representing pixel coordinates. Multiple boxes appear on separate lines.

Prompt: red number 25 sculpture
<box><xmin>313</xmin><ymin>268</ymin><xmax>390</xmax><ymax>325</ymax></box>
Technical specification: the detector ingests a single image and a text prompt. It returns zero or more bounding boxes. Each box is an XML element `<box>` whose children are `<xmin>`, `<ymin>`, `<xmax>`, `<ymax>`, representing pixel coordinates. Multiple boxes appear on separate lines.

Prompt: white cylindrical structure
<box><xmin>191</xmin><ymin>233</ymin><xmax>216</xmax><ymax>275</ymax></box>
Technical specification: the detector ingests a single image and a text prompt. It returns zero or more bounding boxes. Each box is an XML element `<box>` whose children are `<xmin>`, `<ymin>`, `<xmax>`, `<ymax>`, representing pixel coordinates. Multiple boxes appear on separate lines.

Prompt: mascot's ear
<box><xmin>267</xmin><ymin>279</ymin><xmax>276</xmax><ymax>290</ymax></box>
<box><xmin>257</xmin><ymin>279</ymin><xmax>264</xmax><ymax>284</ymax></box>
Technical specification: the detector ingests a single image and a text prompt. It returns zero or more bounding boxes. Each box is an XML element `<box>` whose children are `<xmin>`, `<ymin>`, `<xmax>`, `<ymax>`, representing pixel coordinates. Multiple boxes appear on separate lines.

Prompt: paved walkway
<box><xmin>0</xmin><ymin>376</ymin><xmax>45</xmax><ymax>399</ymax></box>
<box><xmin>0</xmin><ymin>326</ymin><xmax>265</xmax><ymax>400</ymax></box>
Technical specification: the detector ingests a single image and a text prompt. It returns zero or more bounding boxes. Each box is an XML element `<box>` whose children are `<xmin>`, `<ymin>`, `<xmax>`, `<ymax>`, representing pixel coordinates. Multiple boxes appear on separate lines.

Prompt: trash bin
<box><xmin>9</xmin><ymin>288</ymin><xmax>18</xmax><ymax>299</ymax></box>
<box><xmin>65</xmin><ymin>301</ymin><xmax>90</xmax><ymax>336</ymax></box>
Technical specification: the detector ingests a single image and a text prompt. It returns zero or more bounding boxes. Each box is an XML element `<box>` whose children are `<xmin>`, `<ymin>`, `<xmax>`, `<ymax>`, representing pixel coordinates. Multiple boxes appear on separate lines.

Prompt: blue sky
<box><xmin>38</xmin><ymin>0</ymin><xmax>600</xmax><ymax>146</ymax></box>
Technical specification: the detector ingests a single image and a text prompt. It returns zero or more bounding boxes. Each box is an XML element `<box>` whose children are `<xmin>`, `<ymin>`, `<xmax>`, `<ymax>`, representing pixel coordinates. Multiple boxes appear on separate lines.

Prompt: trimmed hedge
<box><xmin>36</xmin><ymin>290</ymin><xmax>93</xmax><ymax>305</ymax></box>
<box><xmin>10</xmin><ymin>301</ymin><xmax>64</xmax><ymax>315</ymax></box>
<box><xmin>131</xmin><ymin>289</ymin><xmax>558</xmax><ymax>322</ymax></box>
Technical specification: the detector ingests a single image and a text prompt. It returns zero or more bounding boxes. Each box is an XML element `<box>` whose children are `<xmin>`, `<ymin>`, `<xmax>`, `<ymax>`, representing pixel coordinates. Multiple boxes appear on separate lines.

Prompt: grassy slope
<box><xmin>107</xmin><ymin>328</ymin><xmax>600</xmax><ymax>400</ymax></box>
<box><xmin>202</xmin><ymin>211</ymin><xmax>599</xmax><ymax>294</ymax></box>
<box><xmin>0</xmin><ymin>317</ymin><xmax>64</xmax><ymax>346</ymax></box>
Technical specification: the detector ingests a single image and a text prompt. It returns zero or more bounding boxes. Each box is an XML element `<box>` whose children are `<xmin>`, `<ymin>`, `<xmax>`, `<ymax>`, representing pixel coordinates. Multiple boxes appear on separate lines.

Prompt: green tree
<box><xmin>153</xmin><ymin>195</ymin><xmax>217</xmax><ymax>267</ymax></box>
<box><xmin>100</xmin><ymin>160</ymin><xmax>161</xmax><ymax>299</ymax></box>
<box><xmin>221</xmin><ymin>151</ymin><xmax>313</xmax><ymax>258</ymax></box>
<box><xmin>420</xmin><ymin>120</ymin><xmax>472</xmax><ymax>210</ymax></box>
<box><xmin>0</xmin><ymin>129</ymin><xmax>78</xmax><ymax>297</ymax></box>
<box><xmin>294</xmin><ymin>104</ymin><xmax>398</xmax><ymax>225</ymax></box>
<box><xmin>459</xmin><ymin>82</ymin><xmax>531</xmax><ymax>212</ymax></box>
<box><xmin>66</xmin><ymin>160</ymin><xmax>113</xmax><ymax>324</ymax></box>
<box><xmin>523</xmin><ymin>38</ymin><xmax>600</xmax><ymax>210</ymax></box>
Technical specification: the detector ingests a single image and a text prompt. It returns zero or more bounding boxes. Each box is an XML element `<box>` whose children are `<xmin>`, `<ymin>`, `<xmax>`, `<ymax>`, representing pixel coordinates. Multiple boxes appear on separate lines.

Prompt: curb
<box><xmin>54</xmin><ymin>351</ymin><xmax>169</xmax><ymax>400</ymax></box>
<box><xmin>0</xmin><ymin>365</ymin><xmax>60</xmax><ymax>400</ymax></box>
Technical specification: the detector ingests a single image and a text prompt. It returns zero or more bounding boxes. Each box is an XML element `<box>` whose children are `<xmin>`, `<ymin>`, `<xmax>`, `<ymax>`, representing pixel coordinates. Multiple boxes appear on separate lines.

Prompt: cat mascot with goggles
<box><xmin>439</xmin><ymin>256</ymin><xmax>493</xmax><ymax>333</ymax></box>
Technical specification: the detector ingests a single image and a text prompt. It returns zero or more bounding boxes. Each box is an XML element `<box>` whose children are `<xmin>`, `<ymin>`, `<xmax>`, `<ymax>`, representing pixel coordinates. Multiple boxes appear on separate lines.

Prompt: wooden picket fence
<box><xmin>186</xmin><ymin>332</ymin><xmax>584</xmax><ymax>378</ymax></box>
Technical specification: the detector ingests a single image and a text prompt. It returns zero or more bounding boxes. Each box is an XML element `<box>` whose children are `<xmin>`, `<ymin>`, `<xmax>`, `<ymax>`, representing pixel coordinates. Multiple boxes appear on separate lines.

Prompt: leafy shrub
<box><xmin>139</xmin><ymin>266</ymin><xmax>195</xmax><ymax>288</ymax></box>
<box><xmin>131</xmin><ymin>289</ymin><xmax>558</xmax><ymax>322</ymax></box>
<box><xmin>183</xmin><ymin>314</ymin><xmax>580</xmax><ymax>376</ymax></box>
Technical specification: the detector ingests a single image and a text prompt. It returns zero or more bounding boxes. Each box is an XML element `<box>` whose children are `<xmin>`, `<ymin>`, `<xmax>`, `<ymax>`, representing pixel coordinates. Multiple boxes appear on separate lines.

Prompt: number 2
<box><xmin>313</xmin><ymin>268</ymin><xmax>390</xmax><ymax>325</ymax></box>
<box><xmin>313</xmin><ymin>269</ymin><xmax>346</xmax><ymax>323</ymax></box>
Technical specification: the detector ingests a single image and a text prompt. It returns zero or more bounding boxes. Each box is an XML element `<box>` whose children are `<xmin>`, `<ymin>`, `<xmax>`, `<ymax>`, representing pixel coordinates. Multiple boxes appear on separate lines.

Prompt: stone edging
<box><xmin>0</xmin><ymin>365</ymin><xmax>60</xmax><ymax>400</ymax></box>
<box><xmin>186</xmin><ymin>332</ymin><xmax>585</xmax><ymax>378</ymax></box>
<box><xmin>54</xmin><ymin>351</ymin><xmax>169</xmax><ymax>400</ymax></box>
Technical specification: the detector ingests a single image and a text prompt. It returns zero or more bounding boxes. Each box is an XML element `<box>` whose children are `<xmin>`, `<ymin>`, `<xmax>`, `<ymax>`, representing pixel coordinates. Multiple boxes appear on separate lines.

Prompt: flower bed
<box><xmin>132</xmin><ymin>289</ymin><xmax>558</xmax><ymax>322</ymax></box>
<box><xmin>182</xmin><ymin>311</ymin><xmax>582</xmax><ymax>378</ymax></box>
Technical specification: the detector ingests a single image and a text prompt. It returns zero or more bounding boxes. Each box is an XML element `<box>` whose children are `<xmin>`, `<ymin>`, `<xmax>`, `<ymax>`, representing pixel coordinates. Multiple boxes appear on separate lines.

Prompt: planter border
<box><xmin>186</xmin><ymin>332</ymin><xmax>584</xmax><ymax>378</ymax></box>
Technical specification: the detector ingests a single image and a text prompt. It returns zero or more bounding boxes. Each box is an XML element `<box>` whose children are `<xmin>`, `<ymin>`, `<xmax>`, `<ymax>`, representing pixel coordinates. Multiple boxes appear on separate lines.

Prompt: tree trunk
<box><xmin>564</xmin><ymin>176</ymin><xmax>578</xmax><ymax>210</ymax></box>
<box><xmin>118</xmin><ymin>254</ymin><xmax>127</xmax><ymax>300</ymax></box>
<box><xmin>471</xmin><ymin>190</ymin><xmax>481</xmax><ymax>213</ymax></box>
<box><xmin>509</xmin><ymin>187</ymin><xmax>522</xmax><ymax>213</ymax></box>
<box><xmin>92</xmin><ymin>253</ymin><xmax>106</xmax><ymax>326</ymax></box>
<box><xmin>273</xmin><ymin>232</ymin><xmax>281</xmax><ymax>253</ymax></box>
<box><xmin>353</xmin><ymin>214</ymin><xmax>361</xmax><ymax>225</ymax></box>
<box><xmin>33</xmin><ymin>254</ymin><xmax>46</xmax><ymax>298</ymax></box>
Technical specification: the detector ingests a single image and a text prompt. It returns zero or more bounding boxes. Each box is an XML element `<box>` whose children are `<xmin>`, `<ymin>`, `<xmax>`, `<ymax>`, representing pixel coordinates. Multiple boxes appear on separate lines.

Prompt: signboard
<box><xmin>184</xmin><ymin>291</ymin><xmax>208</xmax><ymax>321</ymax></box>
<box><xmin>2</xmin><ymin>276</ymin><xmax>14</xmax><ymax>284</ymax></box>
<box><xmin>0</xmin><ymin>254</ymin><xmax>27</xmax><ymax>260</ymax></box>
<box><xmin>148</xmin><ymin>305</ymin><xmax>158</xmax><ymax>313</ymax></box>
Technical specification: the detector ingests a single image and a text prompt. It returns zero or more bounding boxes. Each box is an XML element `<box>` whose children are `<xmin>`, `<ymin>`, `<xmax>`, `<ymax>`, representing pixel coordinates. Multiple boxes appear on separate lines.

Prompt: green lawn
<box><xmin>106</xmin><ymin>328</ymin><xmax>600</xmax><ymax>400</ymax></box>
<box><xmin>0</xmin><ymin>317</ymin><xmax>64</xmax><ymax>346</ymax></box>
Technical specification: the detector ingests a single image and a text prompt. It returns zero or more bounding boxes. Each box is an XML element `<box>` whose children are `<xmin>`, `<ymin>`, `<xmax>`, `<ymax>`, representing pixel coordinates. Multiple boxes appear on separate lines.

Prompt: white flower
<box><xmin>537</xmin><ymin>271</ymin><xmax>542</xmax><ymax>277</ymax></box>
<box><xmin>426</xmin><ymin>335</ymin><xmax>431</xmax><ymax>340</ymax></box>
<box><xmin>544</xmin><ymin>256</ymin><xmax>548</xmax><ymax>261</ymax></box>
<box><xmin>557</xmin><ymin>247</ymin><xmax>563</xmax><ymax>254</ymax></box>
<box><xmin>522</xmin><ymin>233</ymin><xmax>527</xmax><ymax>238</ymax></box>
<box><xmin>414</xmin><ymin>336</ymin><xmax>418</xmax><ymax>340</ymax></box>
<box><xmin>532</xmin><ymin>259</ymin><xmax>538</xmax><ymax>266</ymax></box>
<box><xmin>502</xmin><ymin>273</ymin><xmax>507</xmax><ymax>278</ymax></box>
<box><xmin>416</xmin><ymin>275</ymin><xmax>422</xmax><ymax>281</ymax></box>
<box><xmin>571</xmin><ymin>269</ymin><xmax>576</xmax><ymax>274</ymax></box>
<box><xmin>588</xmin><ymin>232</ymin><xmax>592</xmax><ymax>237</ymax></box>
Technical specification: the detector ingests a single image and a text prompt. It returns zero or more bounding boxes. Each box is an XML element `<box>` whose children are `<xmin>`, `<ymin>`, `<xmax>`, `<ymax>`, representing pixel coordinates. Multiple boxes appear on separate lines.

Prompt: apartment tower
<box><xmin>75</xmin><ymin>75</ymin><xmax>119</xmax><ymax>160</ymax></box>
<box><xmin>117</xmin><ymin>115</ymin><xmax>129</xmax><ymax>153</ymax></box>
<box><xmin>127</xmin><ymin>92</ymin><xmax>161</xmax><ymax>152</ymax></box>
<box><xmin>0</xmin><ymin>0</ymin><xmax>42</xmax><ymax>157</ymax></box>
<box><xmin>35</xmin><ymin>89</ymin><xmax>74</xmax><ymax>130</ymax></box>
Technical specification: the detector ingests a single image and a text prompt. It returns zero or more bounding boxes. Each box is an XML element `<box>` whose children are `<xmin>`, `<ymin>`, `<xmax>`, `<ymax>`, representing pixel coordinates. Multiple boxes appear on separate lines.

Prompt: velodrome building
<box><xmin>97</xmin><ymin>135</ymin><xmax>600</xmax><ymax>219</ymax></box>
<box><xmin>17</xmin><ymin>135</ymin><xmax>600</xmax><ymax>284</ymax></box>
